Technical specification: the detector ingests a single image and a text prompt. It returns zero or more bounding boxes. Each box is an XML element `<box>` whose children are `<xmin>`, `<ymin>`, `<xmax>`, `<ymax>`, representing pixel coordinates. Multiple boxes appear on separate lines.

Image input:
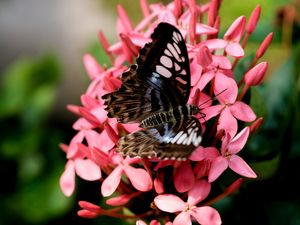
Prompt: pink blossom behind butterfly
<box><xmin>60</xmin><ymin>1</ymin><xmax>271</xmax><ymax>224</ymax></box>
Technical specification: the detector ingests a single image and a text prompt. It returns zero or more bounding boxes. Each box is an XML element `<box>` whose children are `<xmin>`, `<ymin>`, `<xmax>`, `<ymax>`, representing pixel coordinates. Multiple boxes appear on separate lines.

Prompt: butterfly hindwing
<box><xmin>117</xmin><ymin>117</ymin><xmax>202</xmax><ymax>160</ymax></box>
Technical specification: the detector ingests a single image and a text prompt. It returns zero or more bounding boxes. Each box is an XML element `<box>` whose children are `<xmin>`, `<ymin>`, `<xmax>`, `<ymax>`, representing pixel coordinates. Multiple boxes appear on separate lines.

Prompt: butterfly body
<box><xmin>102</xmin><ymin>23</ymin><xmax>202</xmax><ymax>160</ymax></box>
<box><xmin>140</xmin><ymin>104</ymin><xmax>199</xmax><ymax>129</ymax></box>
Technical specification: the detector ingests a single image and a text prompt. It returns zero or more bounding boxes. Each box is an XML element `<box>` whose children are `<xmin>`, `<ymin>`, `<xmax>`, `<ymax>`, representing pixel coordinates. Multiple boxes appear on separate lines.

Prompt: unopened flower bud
<box><xmin>250</xmin><ymin>117</ymin><xmax>264</xmax><ymax>133</ymax></box>
<box><xmin>256</xmin><ymin>32</ymin><xmax>273</xmax><ymax>59</ymax></box>
<box><xmin>246</xmin><ymin>5</ymin><xmax>261</xmax><ymax>34</ymax></box>
<box><xmin>244</xmin><ymin>62</ymin><xmax>268</xmax><ymax>86</ymax></box>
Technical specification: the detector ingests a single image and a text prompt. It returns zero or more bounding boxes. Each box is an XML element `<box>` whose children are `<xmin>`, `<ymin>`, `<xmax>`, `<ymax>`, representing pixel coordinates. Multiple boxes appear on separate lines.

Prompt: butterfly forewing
<box><xmin>137</xmin><ymin>23</ymin><xmax>191</xmax><ymax>104</ymax></box>
<box><xmin>102</xmin><ymin>23</ymin><xmax>190</xmax><ymax>123</ymax></box>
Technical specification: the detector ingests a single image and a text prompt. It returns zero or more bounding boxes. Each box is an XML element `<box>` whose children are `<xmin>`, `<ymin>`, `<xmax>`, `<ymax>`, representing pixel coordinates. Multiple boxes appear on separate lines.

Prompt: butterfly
<box><xmin>102</xmin><ymin>22</ymin><xmax>202</xmax><ymax>160</ymax></box>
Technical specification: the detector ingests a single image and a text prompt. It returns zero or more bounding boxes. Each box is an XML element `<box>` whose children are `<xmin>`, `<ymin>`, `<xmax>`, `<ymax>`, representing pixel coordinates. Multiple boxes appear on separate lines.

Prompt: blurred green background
<box><xmin>0</xmin><ymin>0</ymin><xmax>299</xmax><ymax>225</ymax></box>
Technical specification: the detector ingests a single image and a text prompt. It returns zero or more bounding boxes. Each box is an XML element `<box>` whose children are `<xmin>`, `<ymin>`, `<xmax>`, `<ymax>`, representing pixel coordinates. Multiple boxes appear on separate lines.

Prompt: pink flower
<box><xmin>60</xmin><ymin>153</ymin><xmax>101</xmax><ymax>197</ymax></box>
<box><xmin>202</xmin><ymin>74</ymin><xmax>256</xmax><ymax>137</ymax></box>
<box><xmin>59</xmin><ymin>0</ymin><xmax>270</xmax><ymax>224</ymax></box>
<box><xmin>203</xmin><ymin>16</ymin><xmax>246</xmax><ymax>58</ymax></box>
<box><xmin>154</xmin><ymin>180</ymin><xmax>221</xmax><ymax>225</ymax></box>
<box><xmin>101</xmin><ymin>157</ymin><xmax>152</xmax><ymax>196</ymax></box>
<box><xmin>208</xmin><ymin>127</ymin><xmax>257</xmax><ymax>182</ymax></box>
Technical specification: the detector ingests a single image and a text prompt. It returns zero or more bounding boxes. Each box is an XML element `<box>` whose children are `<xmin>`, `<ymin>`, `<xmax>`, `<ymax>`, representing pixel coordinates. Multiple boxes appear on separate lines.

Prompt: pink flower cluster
<box><xmin>60</xmin><ymin>0</ymin><xmax>272</xmax><ymax>224</ymax></box>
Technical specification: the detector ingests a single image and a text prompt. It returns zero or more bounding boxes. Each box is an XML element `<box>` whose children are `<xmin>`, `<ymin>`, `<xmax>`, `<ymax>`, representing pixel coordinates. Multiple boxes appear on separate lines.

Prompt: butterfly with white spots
<box><xmin>102</xmin><ymin>22</ymin><xmax>202</xmax><ymax>160</ymax></box>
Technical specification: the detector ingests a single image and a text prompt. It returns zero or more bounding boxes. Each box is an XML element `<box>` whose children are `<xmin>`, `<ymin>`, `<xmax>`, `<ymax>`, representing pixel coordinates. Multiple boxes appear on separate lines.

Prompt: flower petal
<box><xmin>214</xmin><ymin>73</ymin><xmax>238</xmax><ymax>104</ymax></box>
<box><xmin>196</xmin><ymin>23</ymin><xmax>218</xmax><ymax>35</ymax></box>
<box><xmin>230</xmin><ymin>101</ymin><xmax>256</xmax><ymax>122</ymax></box>
<box><xmin>154</xmin><ymin>177</ymin><xmax>164</xmax><ymax>194</ymax></box>
<box><xmin>190</xmin><ymin>58</ymin><xmax>203</xmax><ymax>86</ymax></box>
<box><xmin>229</xmin><ymin>155</ymin><xmax>257</xmax><ymax>178</ymax></box>
<box><xmin>173</xmin><ymin>211</ymin><xmax>192</xmax><ymax>225</ymax></box>
<box><xmin>194</xmin><ymin>161</ymin><xmax>211</xmax><ymax>179</ymax></box>
<box><xmin>174</xmin><ymin>161</ymin><xmax>195</xmax><ymax>193</ymax></box>
<box><xmin>218</xmin><ymin>107</ymin><xmax>238</xmax><ymax>138</ymax></box>
<box><xmin>224</xmin><ymin>16</ymin><xmax>246</xmax><ymax>42</ymax></box>
<box><xmin>154</xmin><ymin>194</ymin><xmax>186</xmax><ymax>213</ymax></box>
<box><xmin>83</xmin><ymin>54</ymin><xmax>103</xmax><ymax>79</ymax></box>
<box><xmin>201</xmin><ymin>105</ymin><xmax>223</xmax><ymax>121</ymax></box>
<box><xmin>101</xmin><ymin>166</ymin><xmax>123</xmax><ymax>197</ymax></box>
<box><xmin>196</xmin><ymin>45</ymin><xmax>213</xmax><ymax>68</ymax></box>
<box><xmin>75</xmin><ymin>158</ymin><xmax>101</xmax><ymax>181</ymax></box>
<box><xmin>208</xmin><ymin>156</ymin><xmax>228</xmax><ymax>182</ymax></box>
<box><xmin>60</xmin><ymin>160</ymin><xmax>75</xmax><ymax>197</ymax></box>
<box><xmin>225</xmin><ymin>42</ymin><xmax>244</xmax><ymax>58</ymax></box>
<box><xmin>124</xmin><ymin>165</ymin><xmax>152</xmax><ymax>192</ymax></box>
<box><xmin>67</xmin><ymin>131</ymin><xmax>85</xmax><ymax>158</ymax></box>
<box><xmin>197</xmin><ymin>71</ymin><xmax>215</xmax><ymax>91</ymax></box>
<box><xmin>191</xmin><ymin>206</ymin><xmax>222</xmax><ymax>225</ymax></box>
<box><xmin>202</xmin><ymin>39</ymin><xmax>227</xmax><ymax>50</ymax></box>
<box><xmin>228</xmin><ymin>127</ymin><xmax>250</xmax><ymax>154</ymax></box>
<box><xmin>136</xmin><ymin>220</ymin><xmax>147</xmax><ymax>225</ymax></box>
<box><xmin>188</xmin><ymin>179</ymin><xmax>211</xmax><ymax>205</ymax></box>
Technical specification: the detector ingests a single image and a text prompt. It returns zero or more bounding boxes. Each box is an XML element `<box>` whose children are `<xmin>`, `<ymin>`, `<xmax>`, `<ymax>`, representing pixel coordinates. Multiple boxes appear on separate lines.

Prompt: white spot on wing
<box><xmin>173</xmin><ymin>31</ymin><xmax>180</xmax><ymax>42</ymax></box>
<box><xmin>175</xmin><ymin>32</ymin><xmax>182</xmax><ymax>41</ymax></box>
<box><xmin>173</xmin><ymin>43</ymin><xmax>181</xmax><ymax>54</ymax></box>
<box><xmin>176</xmin><ymin>76</ymin><xmax>187</xmax><ymax>85</ymax></box>
<box><xmin>160</xmin><ymin>56</ymin><xmax>173</xmax><ymax>68</ymax></box>
<box><xmin>164</xmin><ymin>49</ymin><xmax>172</xmax><ymax>57</ymax></box>
<box><xmin>174</xmin><ymin>63</ymin><xmax>181</xmax><ymax>71</ymax></box>
<box><xmin>177</xmin><ymin>133</ymin><xmax>187</xmax><ymax>144</ymax></box>
<box><xmin>156</xmin><ymin>65</ymin><xmax>172</xmax><ymax>78</ymax></box>
<box><xmin>167</xmin><ymin>43</ymin><xmax>180</xmax><ymax>61</ymax></box>
<box><xmin>170</xmin><ymin>131</ymin><xmax>183</xmax><ymax>144</ymax></box>
<box><xmin>192</xmin><ymin>135</ymin><xmax>202</xmax><ymax>146</ymax></box>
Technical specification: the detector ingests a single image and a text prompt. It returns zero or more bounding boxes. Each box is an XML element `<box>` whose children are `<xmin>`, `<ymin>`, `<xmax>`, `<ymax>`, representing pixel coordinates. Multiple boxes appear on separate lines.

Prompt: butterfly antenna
<box><xmin>198</xmin><ymin>88</ymin><xmax>228</xmax><ymax>109</ymax></box>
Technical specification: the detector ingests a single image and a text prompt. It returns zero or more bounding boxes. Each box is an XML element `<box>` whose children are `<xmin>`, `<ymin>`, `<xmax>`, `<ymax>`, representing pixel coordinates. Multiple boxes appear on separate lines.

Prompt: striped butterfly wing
<box><xmin>102</xmin><ymin>22</ymin><xmax>190</xmax><ymax>123</ymax></box>
<box><xmin>117</xmin><ymin>117</ymin><xmax>202</xmax><ymax>160</ymax></box>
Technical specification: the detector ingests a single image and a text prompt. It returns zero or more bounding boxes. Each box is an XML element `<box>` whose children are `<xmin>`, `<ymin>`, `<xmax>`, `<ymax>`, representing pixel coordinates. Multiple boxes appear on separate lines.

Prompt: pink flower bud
<box><xmin>98</xmin><ymin>31</ymin><xmax>114</xmax><ymax>63</ymax></box>
<box><xmin>250</xmin><ymin>117</ymin><xmax>264</xmax><ymax>133</ymax></box>
<box><xmin>244</xmin><ymin>62</ymin><xmax>268</xmax><ymax>86</ymax></box>
<box><xmin>224</xmin><ymin>16</ymin><xmax>246</xmax><ymax>42</ymax></box>
<box><xmin>188</xmin><ymin>0</ymin><xmax>198</xmax><ymax>44</ymax></box>
<box><xmin>173</xmin><ymin>0</ymin><xmax>183</xmax><ymax>18</ymax></box>
<box><xmin>140</xmin><ymin>0</ymin><xmax>150</xmax><ymax>17</ymax></box>
<box><xmin>78</xmin><ymin>201</ymin><xmax>102</xmax><ymax>218</ymax></box>
<box><xmin>120</xmin><ymin>33</ymin><xmax>140</xmax><ymax>57</ymax></box>
<box><xmin>256</xmin><ymin>32</ymin><xmax>273</xmax><ymax>59</ymax></box>
<box><xmin>223</xmin><ymin>178</ymin><xmax>243</xmax><ymax>195</ymax></box>
<box><xmin>246</xmin><ymin>5</ymin><xmax>261</xmax><ymax>34</ymax></box>
<box><xmin>197</xmin><ymin>45</ymin><xmax>213</xmax><ymax>68</ymax></box>
<box><xmin>117</xmin><ymin>4</ymin><xmax>133</xmax><ymax>32</ymax></box>
<box><xmin>208</xmin><ymin>0</ymin><xmax>220</xmax><ymax>27</ymax></box>
<box><xmin>79</xmin><ymin>107</ymin><xmax>101</xmax><ymax>127</ymax></box>
<box><xmin>104</xmin><ymin>123</ymin><xmax>119</xmax><ymax>143</ymax></box>
<box><xmin>106</xmin><ymin>194</ymin><xmax>131</xmax><ymax>206</ymax></box>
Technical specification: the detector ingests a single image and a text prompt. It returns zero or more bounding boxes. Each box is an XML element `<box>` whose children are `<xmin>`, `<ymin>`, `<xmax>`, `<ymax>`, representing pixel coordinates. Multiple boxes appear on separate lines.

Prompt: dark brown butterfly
<box><xmin>102</xmin><ymin>23</ymin><xmax>202</xmax><ymax>160</ymax></box>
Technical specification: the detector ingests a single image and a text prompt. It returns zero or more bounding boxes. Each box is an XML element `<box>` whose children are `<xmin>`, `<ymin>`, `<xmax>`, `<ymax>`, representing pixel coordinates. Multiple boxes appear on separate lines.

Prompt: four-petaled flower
<box><xmin>154</xmin><ymin>180</ymin><xmax>221</xmax><ymax>225</ymax></box>
<box><xmin>209</xmin><ymin>127</ymin><xmax>257</xmax><ymax>182</ymax></box>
